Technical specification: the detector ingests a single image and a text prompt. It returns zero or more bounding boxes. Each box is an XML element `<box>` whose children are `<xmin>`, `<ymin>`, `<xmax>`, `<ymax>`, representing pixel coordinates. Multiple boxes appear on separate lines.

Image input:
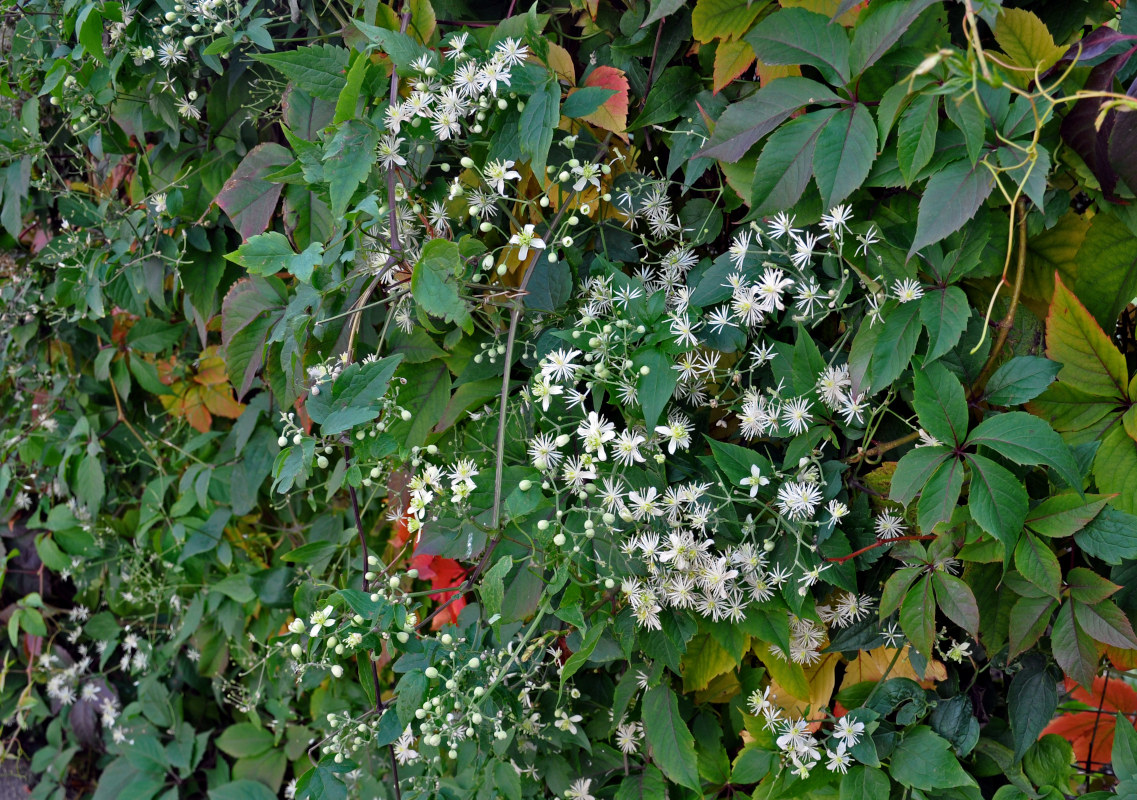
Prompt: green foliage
<box><xmin>6</xmin><ymin>0</ymin><xmax>1137</xmax><ymax>798</ymax></box>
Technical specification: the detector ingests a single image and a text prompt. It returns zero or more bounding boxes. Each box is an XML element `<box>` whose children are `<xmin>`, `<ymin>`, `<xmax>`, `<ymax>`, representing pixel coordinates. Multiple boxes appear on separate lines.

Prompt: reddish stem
<box><xmin>824</xmin><ymin>535</ymin><xmax>935</xmax><ymax>564</ymax></box>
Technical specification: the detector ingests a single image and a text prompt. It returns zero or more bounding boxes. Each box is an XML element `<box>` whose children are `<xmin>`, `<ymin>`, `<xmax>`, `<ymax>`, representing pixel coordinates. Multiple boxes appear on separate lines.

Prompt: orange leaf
<box><xmin>578</xmin><ymin>66</ymin><xmax>629</xmax><ymax>138</ymax></box>
<box><xmin>840</xmin><ymin>646</ymin><xmax>947</xmax><ymax>694</ymax></box>
<box><xmin>756</xmin><ymin>60</ymin><xmax>802</xmax><ymax>86</ymax></box>
<box><xmin>544</xmin><ymin>42</ymin><xmax>576</xmax><ymax>85</ymax></box>
<box><xmin>713</xmin><ymin>39</ymin><xmax>755</xmax><ymax>94</ymax></box>
<box><xmin>1041</xmin><ymin>677</ymin><xmax>1137</xmax><ymax>766</ymax></box>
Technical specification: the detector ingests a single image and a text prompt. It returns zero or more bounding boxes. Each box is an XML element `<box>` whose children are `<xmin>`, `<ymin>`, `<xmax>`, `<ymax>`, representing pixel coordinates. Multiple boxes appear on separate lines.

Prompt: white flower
<box><xmin>571</xmin><ymin>162</ymin><xmax>602</xmax><ymax>192</ymax></box>
<box><xmin>728</xmin><ymin>230</ymin><xmax>752</xmax><ymax>268</ymax></box>
<box><xmin>740</xmin><ymin>464</ymin><xmax>770</xmax><ymax>498</ymax></box>
<box><xmin>780</xmin><ymin>397</ymin><xmax>813</xmax><ymax>435</ymax></box>
<box><xmin>393</xmin><ymin>727</ymin><xmax>420</xmax><ymax>764</ymax></box>
<box><xmin>892</xmin><ymin>278</ymin><xmax>924</xmax><ymax>303</ymax></box>
<box><xmin>577</xmin><ymin>411</ymin><xmax>616</xmax><ymax>460</ymax></box>
<box><xmin>510</xmin><ymin>224</ymin><xmax>546</xmax><ymax>261</ymax></box>
<box><xmin>826</xmin><ymin>743</ymin><xmax>853</xmax><ymax>774</ymax></box>
<box><xmin>483</xmin><ymin>159</ymin><xmax>520</xmax><ymax>195</ymax></box>
<box><xmin>613</xmin><ymin>429</ymin><xmax>646</xmax><ymax>466</ymax></box>
<box><xmin>377</xmin><ymin>134</ymin><xmax>406</xmax><ymax>169</ymax></box>
<box><xmin>541</xmin><ymin>348</ymin><xmax>581</xmax><ymax>382</ymax></box>
<box><xmin>874</xmin><ymin>512</ymin><xmax>906</xmax><ymax>540</ymax></box>
<box><xmin>615</xmin><ymin>722</ymin><xmax>641</xmax><ymax>754</ymax></box>
<box><xmin>821</xmin><ymin>204</ymin><xmax>853</xmax><ymax>235</ymax></box>
<box><xmin>496</xmin><ymin>37</ymin><xmax>530</xmax><ymax>67</ymax></box>
<box><xmin>776</xmin><ymin>482</ymin><xmax>822</xmax><ymax>521</ymax></box>
<box><xmin>832</xmin><ymin>716</ymin><xmax>864</xmax><ymax>748</ymax></box>
<box><xmin>655</xmin><ymin>413</ymin><xmax>692</xmax><ymax>454</ymax></box>
<box><xmin>945</xmin><ymin>639</ymin><xmax>972</xmax><ymax>662</ymax></box>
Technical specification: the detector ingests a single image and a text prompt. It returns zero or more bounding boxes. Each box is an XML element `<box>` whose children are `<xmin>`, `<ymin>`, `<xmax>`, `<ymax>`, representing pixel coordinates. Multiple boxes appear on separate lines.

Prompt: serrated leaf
<box><xmin>323</xmin><ymin>119</ymin><xmax>379</xmax><ymax>217</ymax></box>
<box><xmin>1008</xmin><ymin>594</ymin><xmax>1058</xmax><ymax>658</ymax></box>
<box><xmin>890</xmin><ymin>446</ymin><xmax>952</xmax><ymax>508</ymax></box>
<box><xmin>1009</xmin><ymin>655</ymin><xmax>1058</xmax><ymax>762</ymax></box>
<box><xmin>870</xmin><ymin>301</ymin><xmax>922</xmax><ymax>391</ymax></box>
<box><xmin>933</xmin><ymin>571</ymin><xmax>980</xmax><ymax>637</ymax></box>
<box><xmin>913</xmin><ymin>361</ymin><xmax>968</xmax><ymax>447</ymax></box>
<box><xmin>411</xmin><ymin>238</ymin><xmax>472</xmax><ymax>329</ymax></box>
<box><xmin>744</xmin><ymin>7</ymin><xmax>850</xmax><ymax>86</ymax></box>
<box><xmin>749</xmin><ymin>109</ymin><xmax>838</xmax><ymax>215</ymax></box>
<box><xmin>921</xmin><ymin>286</ymin><xmax>971</xmax><ymax>364</ymax></box>
<box><xmin>848</xmin><ymin>0</ymin><xmax>939</xmax><ymax>74</ymax></box>
<box><xmin>713</xmin><ymin>38</ymin><xmax>756</xmax><ymax>94</ymax></box>
<box><xmin>898</xmin><ymin>94</ymin><xmax>939</xmax><ymax>186</ymax></box>
<box><xmin>1026</xmin><ymin>493</ymin><xmax>1111</xmax><ymax>538</ymax></box>
<box><xmin>966</xmin><ymin>411</ymin><xmax>1082</xmax><ymax>492</ymax></box>
<box><xmin>1074</xmin><ymin>506</ymin><xmax>1137</xmax><ymax>564</ymax></box>
<box><xmin>682</xmin><ymin>634</ymin><xmax>738</xmax><ymax>692</ymax></box>
<box><xmin>253</xmin><ymin>45</ymin><xmax>349</xmax><ymax>100</ymax></box>
<box><xmin>305</xmin><ymin>355</ymin><xmax>404</xmax><ymax>435</ymax></box>
<box><xmin>812</xmin><ymin>103</ymin><xmax>877</xmax><ymax>209</ymax></box>
<box><xmin>917</xmin><ymin>456</ymin><xmax>964</xmax><ymax>532</ymax></box>
<box><xmin>642</xmin><ymin>685</ymin><xmax>700</xmax><ymax>791</ymax></box>
<box><xmin>1046</xmin><ymin>275</ymin><xmax>1129</xmax><ymax>400</ymax></box>
<box><xmin>692</xmin><ymin>0</ymin><xmax>769</xmax><ymax>43</ymax></box>
<box><xmin>900</xmin><ymin>575</ymin><xmax>935</xmax><ymax>659</ymax></box>
<box><xmin>630</xmin><ymin>67</ymin><xmax>701</xmax><ymax>131</ymax></box>
<box><xmin>698</xmin><ymin>77</ymin><xmax>839</xmax><ymax>162</ymax></box>
<box><xmin>965</xmin><ymin>453</ymin><xmax>1028</xmax><ymax>553</ymax></box>
<box><xmin>985</xmin><ymin>356</ymin><xmax>1061</xmax><ymax>405</ymax></box>
<box><xmin>890</xmin><ymin>726</ymin><xmax>976</xmax><ymax>790</ymax></box>
<box><xmin>910</xmin><ymin>159</ymin><xmax>996</xmax><ymax>257</ymax></box>
<box><xmin>577</xmin><ymin>66</ymin><xmax>629</xmax><ymax>135</ymax></box>
<box><xmin>994</xmin><ymin>8</ymin><xmax>1065</xmax><ymax>72</ymax></box>
<box><xmin>519</xmin><ymin>79</ymin><xmax>559</xmax><ymax>177</ymax></box>
<box><xmin>1014</xmin><ymin>533</ymin><xmax>1062</xmax><ymax>599</ymax></box>
<box><xmin>1051</xmin><ymin>600</ymin><xmax>1097</xmax><ymax>689</ymax></box>
<box><xmin>561</xmin><ymin>86</ymin><xmax>617</xmax><ymax>118</ymax></box>
<box><xmin>1073</xmin><ymin>598</ymin><xmax>1137</xmax><ymax>650</ymax></box>
<box><xmin>1072</xmin><ymin>213</ymin><xmax>1137</xmax><ymax>330</ymax></box>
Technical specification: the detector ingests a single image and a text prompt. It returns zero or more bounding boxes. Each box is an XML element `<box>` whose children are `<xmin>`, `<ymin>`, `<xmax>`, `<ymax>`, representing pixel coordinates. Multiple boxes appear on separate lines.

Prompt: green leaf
<box><xmin>411</xmin><ymin>238</ymin><xmax>473</xmax><ymax>329</ymax></box>
<box><xmin>216</xmin><ymin>143</ymin><xmax>293</xmax><ymax>241</ymax></box>
<box><xmin>839</xmin><ymin>766</ymin><xmax>890</xmax><ymax>800</ymax></box>
<box><xmin>909</xmin><ymin>159</ymin><xmax>996</xmax><ymax>258</ymax></box>
<box><xmin>966</xmin><ymin>412</ymin><xmax>1082</xmax><ymax>492</ymax></box>
<box><xmin>880</xmin><ymin>566</ymin><xmax>923</xmax><ymax>618</ymax></box>
<box><xmin>848</xmin><ymin>0</ymin><xmax>939</xmax><ymax>74</ymax></box>
<box><xmin>993</xmin><ymin>8</ymin><xmax>1065</xmax><ymax>72</ymax></box>
<box><xmin>127</xmin><ymin>319</ymin><xmax>187</xmax><ymax>353</ymax></box>
<box><xmin>813</xmin><ymin>103</ymin><xmax>877</xmax><ymax>209</ymax></box>
<box><xmin>698</xmin><ymin>78</ymin><xmax>839</xmax><ymax>163</ymax></box>
<box><xmin>1032</xmin><ymin>493</ymin><xmax>1109</xmax><ymax>536</ymax></box>
<box><xmin>1027</xmin><ymin>382</ymin><xmax>1121</xmax><ymax>434</ymax></box>
<box><xmin>965</xmin><ymin>453</ymin><xmax>1028</xmax><ymax>553</ymax></box>
<box><xmin>749</xmin><ymin>109</ymin><xmax>838</xmax><ymax>215</ymax></box>
<box><xmin>1073</xmin><ymin>598</ymin><xmax>1137</xmax><ymax>649</ymax></box>
<box><xmin>643</xmin><ymin>0</ymin><xmax>687</xmax><ymax>27</ymax></box>
<box><xmin>921</xmin><ymin>286</ymin><xmax>971</xmax><ymax>363</ymax></box>
<box><xmin>917</xmin><ymin>456</ymin><xmax>964</xmax><ymax>532</ymax></box>
<box><xmin>985</xmin><ymin>356</ymin><xmax>1061</xmax><ymax>405</ymax></box>
<box><xmin>216</xmin><ymin>723</ymin><xmax>273</xmax><ymax>758</ymax></box>
<box><xmin>225</xmin><ymin>232</ymin><xmax>323</xmax><ymax>283</ymax></box>
<box><xmin>220</xmin><ymin>277</ymin><xmax>286</xmax><ymax>399</ymax></box>
<box><xmin>1066</xmin><ymin>567</ymin><xmax>1121</xmax><ymax>604</ymax></box>
<box><xmin>889</xmin><ymin>726</ymin><xmax>976</xmax><ymax>790</ymax></box>
<box><xmin>1074</xmin><ymin>507</ymin><xmax>1137</xmax><ymax>564</ymax></box>
<box><xmin>1008</xmin><ymin>655</ymin><xmax>1058</xmax><ymax>762</ymax></box>
<box><xmin>76</xmin><ymin>453</ymin><xmax>105</xmax><ymax>510</ymax></box>
<box><xmin>933</xmin><ymin>571</ymin><xmax>980</xmax><ymax>637</ymax></box>
<box><xmin>913</xmin><ymin>361</ymin><xmax>968</xmax><ymax>446</ymax></box>
<box><xmin>870</xmin><ymin>301</ymin><xmax>922</xmax><ymax>391</ymax></box>
<box><xmin>1050</xmin><ymin>600</ymin><xmax>1097</xmax><ymax>689</ymax></box>
<box><xmin>1093</xmin><ymin>423</ymin><xmax>1137</xmax><ymax>515</ymax></box>
<box><xmin>706</xmin><ymin>437</ymin><xmax>772</xmax><ymax>488</ymax></box>
<box><xmin>1013</xmin><ymin>533</ymin><xmax>1061</xmax><ymax>599</ymax></box>
<box><xmin>630</xmin><ymin>67</ymin><xmax>701</xmax><ymax>131</ymax></box>
<box><xmin>1045</xmin><ymin>275</ymin><xmax>1128</xmax><ymax>400</ymax></box>
<box><xmin>1008</xmin><ymin>594</ymin><xmax>1059</xmax><ymax>659</ymax></box>
<box><xmin>900</xmin><ymin>575</ymin><xmax>935</xmax><ymax>659</ymax></box>
<box><xmin>636</xmin><ymin>348</ymin><xmax>678</xmax><ymax>431</ymax></box>
<box><xmin>744</xmin><ymin>7</ymin><xmax>850</xmax><ymax>86</ymax></box>
<box><xmin>306</xmin><ymin>355</ymin><xmax>404</xmax><ymax>435</ymax></box>
<box><xmin>253</xmin><ymin>45</ymin><xmax>349</xmax><ymax>100</ymax></box>
<box><xmin>1114</xmin><ymin>714</ymin><xmax>1137</xmax><ymax>783</ymax></box>
<box><xmin>691</xmin><ymin>0</ymin><xmax>770</xmax><ymax>42</ymax></box>
<box><xmin>890</xmin><ymin>445</ymin><xmax>952</xmax><ymax>508</ymax></box>
<box><xmin>480</xmin><ymin>556</ymin><xmax>512</xmax><ymax>620</ymax></box>
<box><xmin>642</xmin><ymin>684</ymin><xmax>700</xmax><ymax>791</ymax></box>
<box><xmin>562</xmin><ymin>623</ymin><xmax>606</xmax><ymax>683</ymax></box>
<box><xmin>943</xmin><ymin>92</ymin><xmax>987</xmax><ymax>165</ymax></box>
<box><xmin>519</xmin><ymin>78</ymin><xmax>559</xmax><ymax>179</ymax></box>
<box><xmin>332</xmin><ymin>51</ymin><xmax>369</xmax><ymax>125</ymax></box>
<box><xmin>898</xmin><ymin>94</ymin><xmax>938</xmax><ymax>186</ymax></box>
<box><xmin>616</xmin><ymin>765</ymin><xmax>667</xmax><ymax>800</ymax></box>
<box><xmin>323</xmin><ymin>119</ymin><xmax>379</xmax><ymax>217</ymax></box>
<box><xmin>209</xmin><ymin>780</ymin><xmax>278</xmax><ymax>800</ymax></box>
<box><xmin>354</xmin><ymin>23</ymin><xmax>427</xmax><ymax>71</ymax></box>
<box><xmin>561</xmin><ymin>87</ymin><xmax>617</xmax><ymax>118</ymax></box>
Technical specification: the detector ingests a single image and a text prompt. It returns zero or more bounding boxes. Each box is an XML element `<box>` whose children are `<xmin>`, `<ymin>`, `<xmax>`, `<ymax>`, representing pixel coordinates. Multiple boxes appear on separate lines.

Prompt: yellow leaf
<box><xmin>839</xmin><ymin>646</ymin><xmax>947</xmax><ymax>698</ymax></box>
<box><xmin>407</xmin><ymin>0</ymin><xmax>436</xmax><ymax>44</ymax></box>
<box><xmin>695</xmin><ymin>671</ymin><xmax>742</xmax><ymax>705</ymax></box>
<box><xmin>755</xmin><ymin>59</ymin><xmax>800</xmax><ymax>86</ymax></box>
<box><xmin>994</xmin><ymin>8</ymin><xmax>1065</xmax><ymax>73</ymax></box>
<box><xmin>578</xmin><ymin>66</ymin><xmax>629</xmax><ymax>137</ymax></box>
<box><xmin>781</xmin><ymin>0</ymin><xmax>861</xmax><ymax>25</ymax></box>
<box><xmin>683</xmin><ymin>634</ymin><xmax>741</xmax><ymax>692</ymax></box>
<box><xmin>764</xmin><ymin>653</ymin><xmax>839</xmax><ymax>724</ymax></box>
<box><xmin>754</xmin><ymin>641</ymin><xmax>810</xmax><ymax>701</ymax></box>
<box><xmin>713</xmin><ymin>39</ymin><xmax>756</xmax><ymax>93</ymax></box>
<box><xmin>544</xmin><ymin>43</ymin><xmax>576</xmax><ymax>85</ymax></box>
<box><xmin>692</xmin><ymin>0</ymin><xmax>769</xmax><ymax>43</ymax></box>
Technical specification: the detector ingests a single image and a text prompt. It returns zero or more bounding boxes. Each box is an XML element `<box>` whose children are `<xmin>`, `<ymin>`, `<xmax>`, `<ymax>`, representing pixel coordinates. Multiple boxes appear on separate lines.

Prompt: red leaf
<box><xmin>579</xmin><ymin>66</ymin><xmax>629</xmax><ymax>137</ymax></box>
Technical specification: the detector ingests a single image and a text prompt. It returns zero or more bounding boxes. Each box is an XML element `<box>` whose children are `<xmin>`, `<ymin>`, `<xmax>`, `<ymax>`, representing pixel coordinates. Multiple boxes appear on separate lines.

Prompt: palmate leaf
<box><xmin>1045</xmin><ymin>275</ymin><xmax>1129</xmax><ymax>400</ymax></box>
<box><xmin>813</xmin><ymin>104</ymin><xmax>877</xmax><ymax>209</ymax></box>
<box><xmin>966</xmin><ymin>411</ymin><xmax>1082</xmax><ymax>492</ymax></box>
<box><xmin>964</xmin><ymin>453</ymin><xmax>1028</xmax><ymax>554</ymax></box>
<box><xmin>920</xmin><ymin>286</ymin><xmax>971</xmax><ymax>363</ymax></box>
<box><xmin>749</xmin><ymin>109</ymin><xmax>838</xmax><ymax>215</ymax></box>
<box><xmin>912</xmin><ymin>361</ymin><xmax>968</xmax><ymax>446</ymax></box>
<box><xmin>252</xmin><ymin>45</ymin><xmax>349</xmax><ymax>100</ymax></box>
<box><xmin>744</xmin><ymin>7</ymin><xmax>850</xmax><ymax>86</ymax></box>
<box><xmin>909</xmin><ymin>159</ymin><xmax>996</xmax><ymax>258</ymax></box>
<box><xmin>642</xmin><ymin>685</ymin><xmax>700</xmax><ymax>791</ymax></box>
<box><xmin>305</xmin><ymin>355</ymin><xmax>404</xmax><ymax>436</ymax></box>
<box><xmin>1051</xmin><ymin>601</ymin><xmax>1098</xmax><ymax>689</ymax></box>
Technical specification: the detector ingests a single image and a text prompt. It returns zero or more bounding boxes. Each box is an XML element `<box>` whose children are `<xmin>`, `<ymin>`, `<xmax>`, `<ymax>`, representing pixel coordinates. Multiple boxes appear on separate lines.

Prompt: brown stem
<box><xmin>824</xmin><ymin>535</ymin><xmax>936</xmax><ymax>564</ymax></box>
<box><xmin>844</xmin><ymin>431</ymin><xmax>921</xmax><ymax>464</ymax></box>
<box><xmin>971</xmin><ymin>198</ymin><xmax>1029</xmax><ymax>399</ymax></box>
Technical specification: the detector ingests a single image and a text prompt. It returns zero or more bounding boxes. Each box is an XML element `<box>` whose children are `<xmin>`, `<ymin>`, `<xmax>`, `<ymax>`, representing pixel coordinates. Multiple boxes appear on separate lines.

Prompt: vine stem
<box><xmin>844</xmin><ymin>431</ymin><xmax>921</xmax><ymax>465</ymax></box>
<box><xmin>823</xmin><ymin>535</ymin><xmax>935</xmax><ymax>564</ymax></box>
<box><xmin>970</xmin><ymin>198</ymin><xmax>1029</xmax><ymax>399</ymax></box>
